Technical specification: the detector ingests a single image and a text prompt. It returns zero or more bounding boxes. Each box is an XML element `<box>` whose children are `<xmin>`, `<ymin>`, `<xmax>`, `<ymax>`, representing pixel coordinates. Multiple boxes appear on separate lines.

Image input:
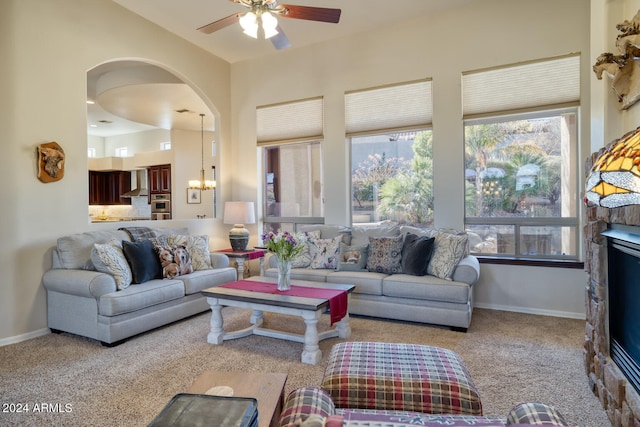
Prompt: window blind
<box><xmin>256</xmin><ymin>97</ymin><xmax>323</xmax><ymax>145</ymax></box>
<box><xmin>345</xmin><ymin>79</ymin><xmax>432</xmax><ymax>136</ymax></box>
<box><xmin>462</xmin><ymin>54</ymin><xmax>580</xmax><ymax>118</ymax></box>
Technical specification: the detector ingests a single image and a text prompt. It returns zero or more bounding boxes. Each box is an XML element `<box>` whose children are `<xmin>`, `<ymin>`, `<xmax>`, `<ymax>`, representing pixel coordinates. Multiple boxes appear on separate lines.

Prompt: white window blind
<box><xmin>257</xmin><ymin>97</ymin><xmax>323</xmax><ymax>145</ymax></box>
<box><xmin>345</xmin><ymin>79</ymin><xmax>432</xmax><ymax>136</ymax></box>
<box><xmin>462</xmin><ymin>54</ymin><xmax>580</xmax><ymax>118</ymax></box>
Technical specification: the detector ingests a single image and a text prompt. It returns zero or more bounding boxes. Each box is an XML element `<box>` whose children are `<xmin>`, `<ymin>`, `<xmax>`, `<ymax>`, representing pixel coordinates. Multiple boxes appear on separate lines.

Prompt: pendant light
<box><xmin>188</xmin><ymin>113</ymin><xmax>216</xmax><ymax>191</ymax></box>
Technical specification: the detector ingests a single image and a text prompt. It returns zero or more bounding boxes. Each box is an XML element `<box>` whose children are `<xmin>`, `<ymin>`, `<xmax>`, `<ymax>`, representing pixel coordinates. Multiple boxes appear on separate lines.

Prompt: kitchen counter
<box><xmin>90</xmin><ymin>217</ymin><xmax>151</xmax><ymax>223</ymax></box>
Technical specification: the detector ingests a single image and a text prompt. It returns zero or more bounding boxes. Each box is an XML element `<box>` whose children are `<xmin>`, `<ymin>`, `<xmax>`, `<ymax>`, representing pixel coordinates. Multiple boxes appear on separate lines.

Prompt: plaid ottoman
<box><xmin>321</xmin><ymin>342</ymin><xmax>483</xmax><ymax>415</ymax></box>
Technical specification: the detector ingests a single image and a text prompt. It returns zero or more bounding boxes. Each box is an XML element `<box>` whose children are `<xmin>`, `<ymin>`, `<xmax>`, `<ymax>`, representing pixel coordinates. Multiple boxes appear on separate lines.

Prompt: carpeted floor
<box><xmin>0</xmin><ymin>308</ymin><xmax>610</xmax><ymax>427</ymax></box>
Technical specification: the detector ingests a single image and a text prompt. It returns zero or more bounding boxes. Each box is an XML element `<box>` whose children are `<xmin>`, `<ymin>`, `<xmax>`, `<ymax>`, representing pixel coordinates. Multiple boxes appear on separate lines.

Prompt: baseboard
<box><xmin>475</xmin><ymin>303</ymin><xmax>586</xmax><ymax>320</ymax></box>
<box><xmin>0</xmin><ymin>328</ymin><xmax>51</xmax><ymax>347</ymax></box>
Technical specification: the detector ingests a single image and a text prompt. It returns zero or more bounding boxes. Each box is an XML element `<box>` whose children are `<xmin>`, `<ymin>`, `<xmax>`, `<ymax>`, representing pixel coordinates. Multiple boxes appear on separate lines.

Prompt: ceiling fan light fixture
<box><xmin>239</xmin><ymin>12</ymin><xmax>258</xmax><ymax>38</ymax></box>
<box><xmin>261</xmin><ymin>11</ymin><xmax>279</xmax><ymax>39</ymax></box>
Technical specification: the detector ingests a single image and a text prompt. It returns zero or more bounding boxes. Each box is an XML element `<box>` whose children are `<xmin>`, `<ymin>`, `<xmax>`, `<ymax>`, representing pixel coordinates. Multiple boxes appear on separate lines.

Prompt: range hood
<box><xmin>121</xmin><ymin>169</ymin><xmax>149</xmax><ymax>198</ymax></box>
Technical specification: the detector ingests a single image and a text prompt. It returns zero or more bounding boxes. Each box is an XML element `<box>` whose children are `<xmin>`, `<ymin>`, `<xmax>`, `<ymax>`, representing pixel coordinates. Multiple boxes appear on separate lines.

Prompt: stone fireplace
<box><xmin>584</xmin><ymin>152</ymin><xmax>640</xmax><ymax>427</ymax></box>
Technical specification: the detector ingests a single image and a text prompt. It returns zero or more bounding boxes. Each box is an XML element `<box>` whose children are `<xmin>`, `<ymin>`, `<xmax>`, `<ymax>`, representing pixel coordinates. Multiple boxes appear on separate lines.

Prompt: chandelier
<box><xmin>188</xmin><ymin>113</ymin><xmax>216</xmax><ymax>191</ymax></box>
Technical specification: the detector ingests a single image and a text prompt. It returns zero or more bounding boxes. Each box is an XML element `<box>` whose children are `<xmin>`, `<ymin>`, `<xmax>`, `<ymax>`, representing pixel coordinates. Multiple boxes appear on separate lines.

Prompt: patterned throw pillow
<box><xmin>290</xmin><ymin>231</ymin><xmax>321</xmax><ymax>268</ymax></box>
<box><xmin>156</xmin><ymin>245</ymin><xmax>194</xmax><ymax>279</ymax></box>
<box><xmin>167</xmin><ymin>234</ymin><xmax>211</xmax><ymax>271</ymax></box>
<box><xmin>90</xmin><ymin>239</ymin><xmax>132</xmax><ymax>290</ymax></box>
<box><xmin>336</xmin><ymin>243</ymin><xmax>368</xmax><ymax>272</ymax></box>
<box><xmin>427</xmin><ymin>231</ymin><xmax>469</xmax><ymax>280</ymax></box>
<box><xmin>366</xmin><ymin>235</ymin><xmax>403</xmax><ymax>274</ymax></box>
<box><xmin>308</xmin><ymin>236</ymin><xmax>342</xmax><ymax>269</ymax></box>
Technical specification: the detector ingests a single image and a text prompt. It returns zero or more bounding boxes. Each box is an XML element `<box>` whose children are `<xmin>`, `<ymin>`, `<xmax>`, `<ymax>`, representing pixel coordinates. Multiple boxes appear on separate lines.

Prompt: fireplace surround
<box><xmin>584</xmin><ymin>153</ymin><xmax>640</xmax><ymax>427</ymax></box>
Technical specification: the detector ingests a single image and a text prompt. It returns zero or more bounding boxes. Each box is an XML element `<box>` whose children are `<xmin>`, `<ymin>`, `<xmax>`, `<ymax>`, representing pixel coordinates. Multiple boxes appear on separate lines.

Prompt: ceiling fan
<box><xmin>197</xmin><ymin>0</ymin><xmax>341</xmax><ymax>50</ymax></box>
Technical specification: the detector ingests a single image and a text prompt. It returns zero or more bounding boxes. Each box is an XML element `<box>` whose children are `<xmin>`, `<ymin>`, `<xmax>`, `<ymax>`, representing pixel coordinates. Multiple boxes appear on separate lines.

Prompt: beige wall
<box><xmin>230</xmin><ymin>0</ymin><xmax>591</xmax><ymax>319</ymax></box>
<box><xmin>1</xmin><ymin>0</ymin><xmax>614</xmax><ymax>343</ymax></box>
<box><xmin>0</xmin><ymin>0</ymin><xmax>232</xmax><ymax>343</ymax></box>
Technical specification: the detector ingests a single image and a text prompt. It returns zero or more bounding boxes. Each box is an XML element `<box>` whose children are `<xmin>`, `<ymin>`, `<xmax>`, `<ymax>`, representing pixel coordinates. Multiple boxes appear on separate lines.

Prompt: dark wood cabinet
<box><xmin>148</xmin><ymin>164</ymin><xmax>171</xmax><ymax>194</ymax></box>
<box><xmin>88</xmin><ymin>171</ymin><xmax>132</xmax><ymax>205</ymax></box>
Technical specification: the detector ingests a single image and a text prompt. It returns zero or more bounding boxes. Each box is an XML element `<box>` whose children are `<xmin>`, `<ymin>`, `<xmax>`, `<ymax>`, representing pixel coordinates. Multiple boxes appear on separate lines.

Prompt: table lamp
<box><xmin>223</xmin><ymin>201</ymin><xmax>256</xmax><ymax>251</ymax></box>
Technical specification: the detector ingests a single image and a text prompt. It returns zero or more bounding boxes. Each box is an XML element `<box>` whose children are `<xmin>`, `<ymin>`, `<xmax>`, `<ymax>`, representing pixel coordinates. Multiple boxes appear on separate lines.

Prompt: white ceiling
<box><xmin>90</xmin><ymin>0</ymin><xmax>476</xmax><ymax>138</ymax></box>
<box><xmin>113</xmin><ymin>0</ymin><xmax>476</xmax><ymax>63</ymax></box>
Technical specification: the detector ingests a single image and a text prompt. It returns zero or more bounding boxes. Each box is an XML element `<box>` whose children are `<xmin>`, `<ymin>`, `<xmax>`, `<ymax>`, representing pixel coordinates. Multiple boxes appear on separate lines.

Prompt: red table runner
<box><xmin>220</xmin><ymin>280</ymin><xmax>347</xmax><ymax>325</ymax></box>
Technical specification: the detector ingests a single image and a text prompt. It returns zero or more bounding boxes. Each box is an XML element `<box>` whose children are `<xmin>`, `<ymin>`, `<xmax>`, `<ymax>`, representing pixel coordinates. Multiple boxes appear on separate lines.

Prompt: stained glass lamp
<box><xmin>585</xmin><ymin>126</ymin><xmax>640</xmax><ymax>208</ymax></box>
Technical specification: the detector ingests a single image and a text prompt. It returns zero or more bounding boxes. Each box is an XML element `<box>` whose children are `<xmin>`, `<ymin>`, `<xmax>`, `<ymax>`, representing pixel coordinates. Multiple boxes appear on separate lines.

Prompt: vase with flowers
<box><xmin>261</xmin><ymin>230</ymin><xmax>304</xmax><ymax>291</ymax></box>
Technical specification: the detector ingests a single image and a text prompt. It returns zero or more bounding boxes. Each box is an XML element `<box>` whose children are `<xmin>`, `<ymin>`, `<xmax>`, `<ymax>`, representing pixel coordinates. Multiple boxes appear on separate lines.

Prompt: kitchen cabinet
<box><xmin>148</xmin><ymin>164</ymin><xmax>171</xmax><ymax>194</ymax></box>
<box><xmin>89</xmin><ymin>171</ymin><xmax>132</xmax><ymax>205</ymax></box>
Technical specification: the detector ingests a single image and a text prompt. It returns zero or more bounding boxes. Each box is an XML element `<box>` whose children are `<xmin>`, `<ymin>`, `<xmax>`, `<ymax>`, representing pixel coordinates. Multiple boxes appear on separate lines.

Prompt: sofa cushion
<box><xmin>382</xmin><ymin>274</ymin><xmax>471</xmax><ymax>304</ymax></box>
<box><xmin>309</xmin><ymin>236</ymin><xmax>341</xmax><ymax>269</ymax></box>
<box><xmin>167</xmin><ymin>234</ymin><xmax>212</xmax><ymax>271</ymax></box>
<box><xmin>57</xmin><ymin>230</ymin><xmax>131</xmax><ymax>270</ymax></box>
<box><xmin>401</xmin><ymin>233</ymin><xmax>435</xmax><ymax>276</ymax></box>
<box><xmin>327</xmin><ymin>271</ymin><xmax>384</xmax><ymax>296</ymax></box>
<box><xmin>428</xmin><ymin>231</ymin><xmax>469</xmax><ymax>280</ymax></box>
<box><xmin>122</xmin><ymin>239</ymin><xmax>163</xmax><ymax>284</ymax></box>
<box><xmin>98</xmin><ymin>279</ymin><xmax>185</xmax><ymax>316</ymax></box>
<box><xmin>265</xmin><ymin>267</ymin><xmax>333</xmax><ymax>282</ymax></box>
<box><xmin>351</xmin><ymin>225</ymin><xmax>399</xmax><ymax>247</ymax></box>
<box><xmin>177</xmin><ymin>267</ymin><xmax>238</xmax><ymax>295</ymax></box>
<box><xmin>90</xmin><ymin>239</ymin><xmax>132</xmax><ymax>290</ymax></box>
<box><xmin>336</xmin><ymin>243</ymin><xmax>368</xmax><ymax>272</ymax></box>
<box><xmin>367</xmin><ymin>235</ymin><xmax>403</xmax><ymax>274</ymax></box>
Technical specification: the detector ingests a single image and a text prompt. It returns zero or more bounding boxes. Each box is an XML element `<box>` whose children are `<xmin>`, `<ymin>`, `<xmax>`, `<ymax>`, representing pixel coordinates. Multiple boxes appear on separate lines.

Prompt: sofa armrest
<box><xmin>209</xmin><ymin>253</ymin><xmax>230</xmax><ymax>269</ymax></box>
<box><xmin>451</xmin><ymin>255</ymin><xmax>480</xmax><ymax>285</ymax></box>
<box><xmin>42</xmin><ymin>268</ymin><xmax>117</xmax><ymax>298</ymax></box>
<box><xmin>279</xmin><ymin>387</ymin><xmax>336</xmax><ymax>427</ymax></box>
<box><xmin>506</xmin><ymin>402</ymin><xmax>570</xmax><ymax>426</ymax></box>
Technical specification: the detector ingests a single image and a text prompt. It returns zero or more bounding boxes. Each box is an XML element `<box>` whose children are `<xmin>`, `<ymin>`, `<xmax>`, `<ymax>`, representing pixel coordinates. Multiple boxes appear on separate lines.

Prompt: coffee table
<box><xmin>201</xmin><ymin>276</ymin><xmax>355</xmax><ymax>365</ymax></box>
<box><xmin>186</xmin><ymin>370</ymin><xmax>287</xmax><ymax>427</ymax></box>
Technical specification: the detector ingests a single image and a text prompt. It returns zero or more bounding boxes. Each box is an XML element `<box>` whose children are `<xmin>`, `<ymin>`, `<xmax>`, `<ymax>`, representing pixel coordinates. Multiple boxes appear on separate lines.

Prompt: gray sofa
<box><xmin>42</xmin><ymin>227</ymin><xmax>237</xmax><ymax>346</ymax></box>
<box><xmin>264</xmin><ymin>224</ymin><xmax>480</xmax><ymax>331</ymax></box>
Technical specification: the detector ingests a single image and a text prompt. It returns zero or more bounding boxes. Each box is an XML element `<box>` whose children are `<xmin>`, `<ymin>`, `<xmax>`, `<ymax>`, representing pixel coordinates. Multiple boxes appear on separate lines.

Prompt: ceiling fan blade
<box><xmin>270</xmin><ymin>25</ymin><xmax>291</xmax><ymax>50</ymax></box>
<box><xmin>197</xmin><ymin>13</ymin><xmax>245</xmax><ymax>34</ymax></box>
<box><xmin>277</xmin><ymin>5</ymin><xmax>341</xmax><ymax>23</ymax></box>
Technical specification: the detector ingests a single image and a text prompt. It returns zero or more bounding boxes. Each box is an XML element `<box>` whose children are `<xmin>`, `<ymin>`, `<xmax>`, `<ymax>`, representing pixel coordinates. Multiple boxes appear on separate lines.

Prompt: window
<box><xmin>351</xmin><ymin>131</ymin><xmax>433</xmax><ymax>226</ymax></box>
<box><xmin>160</xmin><ymin>142</ymin><xmax>171</xmax><ymax>150</ymax></box>
<box><xmin>87</xmin><ymin>147</ymin><xmax>96</xmax><ymax>158</ymax></box>
<box><xmin>258</xmin><ymin>97</ymin><xmax>324</xmax><ymax>233</ymax></box>
<box><xmin>462</xmin><ymin>55</ymin><xmax>580</xmax><ymax>261</ymax></box>
<box><xmin>115</xmin><ymin>147</ymin><xmax>128</xmax><ymax>157</ymax></box>
<box><xmin>346</xmin><ymin>79</ymin><xmax>433</xmax><ymax>227</ymax></box>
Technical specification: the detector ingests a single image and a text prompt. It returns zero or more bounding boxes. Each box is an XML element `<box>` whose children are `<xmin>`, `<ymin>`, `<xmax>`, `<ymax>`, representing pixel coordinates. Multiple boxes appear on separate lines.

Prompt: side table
<box><xmin>215</xmin><ymin>248</ymin><xmax>266</xmax><ymax>279</ymax></box>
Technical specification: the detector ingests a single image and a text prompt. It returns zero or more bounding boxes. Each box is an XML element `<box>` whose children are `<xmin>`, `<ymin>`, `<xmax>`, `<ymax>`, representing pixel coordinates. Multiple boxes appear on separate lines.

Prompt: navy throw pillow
<box><xmin>401</xmin><ymin>233</ymin><xmax>435</xmax><ymax>276</ymax></box>
<box><xmin>122</xmin><ymin>239</ymin><xmax>163</xmax><ymax>283</ymax></box>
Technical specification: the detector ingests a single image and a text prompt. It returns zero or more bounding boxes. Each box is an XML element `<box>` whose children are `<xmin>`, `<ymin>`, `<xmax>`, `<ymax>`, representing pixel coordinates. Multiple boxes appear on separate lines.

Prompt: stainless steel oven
<box><xmin>150</xmin><ymin>194</ymin><xmax>171</xmax><ymax>219</ymax></box>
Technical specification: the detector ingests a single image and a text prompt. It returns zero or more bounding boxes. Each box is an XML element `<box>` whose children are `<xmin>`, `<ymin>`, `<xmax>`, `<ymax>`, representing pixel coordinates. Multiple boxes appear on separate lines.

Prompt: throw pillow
<box><xmin>366</xmin><ymin>235</ymin><xmax>403</xmax><ymax>274</ymax></box>
<box><xmin>427</xmin><ymin>231</ymin><xmax>469</xmax><ymax>280</ymax></box>
<box><xmin>308</xmin><ymin>236</ymin><xmax>341</xmax><ymax>269</ymax></box>
<box><xmin>122</xmin><ymin>239</ymin><xmax>163</xmax><ymax>284</ymax></box>
<box><xmin>90</xmin><ymin>239</ymin><xmax>132</xmax><ymax>290</ymax></box>
<box><xmin>156</xmin><ymin>245</ymin><xmax>194</xmax><ymax>279</ymax></box>
<box><xmin>336</xmin><ymin>243</ymin><xmax>368</xmax><ymax>272</ymax></box>
<box><xmin>401</xmin><ymin>233</ymin><xmax>435</xmax><ymax>276</ymax></box>
<box><xmin>167</xmin><ymin>234</ymin><xmax>211</xmax><ymax>271</ymax></box>
<box><xmin>290</xmin><ymin>231</ymin><xmax>321</xmax><ymax>268</ymax></box>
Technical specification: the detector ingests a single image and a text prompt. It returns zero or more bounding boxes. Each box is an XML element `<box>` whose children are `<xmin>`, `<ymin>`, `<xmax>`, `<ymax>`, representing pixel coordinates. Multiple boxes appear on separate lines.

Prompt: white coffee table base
<box><xmin>206</xmin><ymin>297</ymin><xmax>351</xmax><ymax>365</ymax></box>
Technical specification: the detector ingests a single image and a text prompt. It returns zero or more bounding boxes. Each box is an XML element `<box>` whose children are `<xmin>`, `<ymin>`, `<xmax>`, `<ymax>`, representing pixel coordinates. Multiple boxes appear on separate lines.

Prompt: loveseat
<box><xmin>42</xmin><ymin>227</ymin><xmax>237</xmax><ymax>346</ymax></box>
<box><xmin>264</xmin><ymin>224</ymin><xmax>480</xmax><ymax>331</ymax></box>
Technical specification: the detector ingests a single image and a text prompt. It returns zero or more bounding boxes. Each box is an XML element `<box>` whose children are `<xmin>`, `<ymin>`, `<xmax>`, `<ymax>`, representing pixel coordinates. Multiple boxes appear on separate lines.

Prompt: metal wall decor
<box><xmin>593</xmin><ymin>10</ymin><xmax>640</xmax><ymax>110</ymax></box>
